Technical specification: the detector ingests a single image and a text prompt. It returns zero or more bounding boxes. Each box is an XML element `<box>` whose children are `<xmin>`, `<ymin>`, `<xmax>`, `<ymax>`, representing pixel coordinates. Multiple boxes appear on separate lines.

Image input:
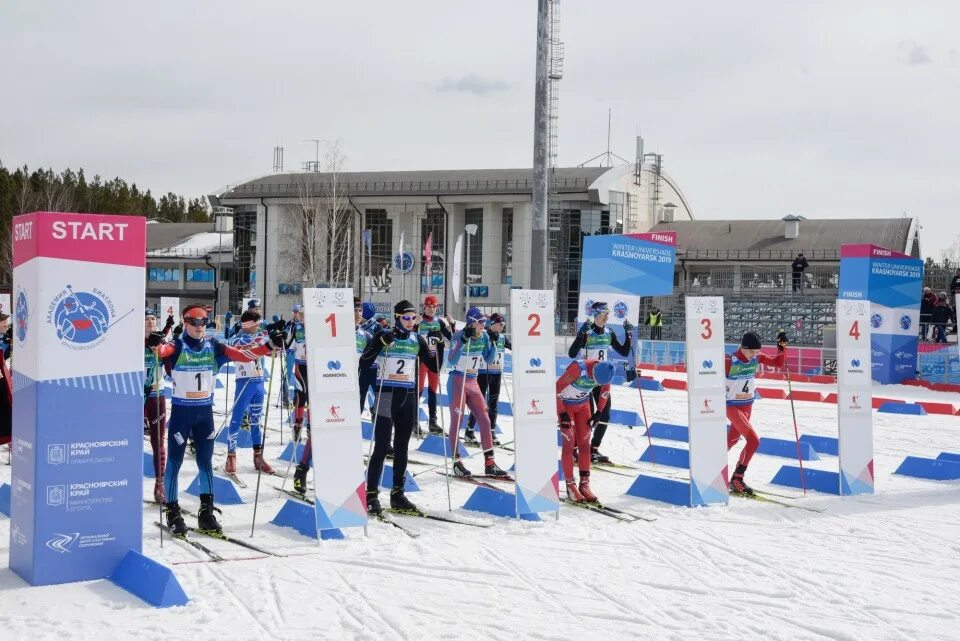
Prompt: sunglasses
<box><xmin>399</xmin><ymin>314</ymin><xmax>417</xmax><ymax>322</ymax></box>
<box><xmin>183</xmin><ymin>316</ymin><xmax>207</xmax><ymax>327</ymax></box>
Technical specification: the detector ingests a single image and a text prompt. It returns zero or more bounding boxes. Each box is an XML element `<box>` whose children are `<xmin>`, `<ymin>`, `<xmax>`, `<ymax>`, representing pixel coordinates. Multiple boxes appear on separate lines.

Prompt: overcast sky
<box><xmin>1</xmin><ymin>1</ymin><xmax>957</xmax><ymax>256</ymax></box>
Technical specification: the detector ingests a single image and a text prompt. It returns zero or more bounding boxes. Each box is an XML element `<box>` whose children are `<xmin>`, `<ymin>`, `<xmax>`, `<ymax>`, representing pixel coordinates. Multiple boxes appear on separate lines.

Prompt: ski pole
<box><xmin>411</xmin><ymin>439</ymin><xmax>516</xmax><ymax>477</ymax></box>
<box><xmin>435</xmin><ymin>348</ymin><xmax>452</xmax><ymax>512</ymax></box>
<box><xmin>782</xmin><ymin>342</ymin><xmax>807</xmax><ymax>495</ymax></box>
<box><xmin>153</xmin><ymin>351</ymin><xmax>164</xmax><ymax>549</ymax></box>
<box><xmin>250</xmin><ymin>349</ymin><xmax>277</xmax><ymax>537</ymax></box>
<box><xmin>631</xmin><ymin>314</ymin><xmax>655</xmax><ymax>466</ymax></box>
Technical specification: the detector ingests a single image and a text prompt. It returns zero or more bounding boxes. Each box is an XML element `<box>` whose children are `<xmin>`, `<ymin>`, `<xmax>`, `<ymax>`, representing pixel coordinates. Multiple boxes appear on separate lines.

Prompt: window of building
<box><xmin>148</xmin><ymin>268</ymin><xmax>181</xmax><ymax>282</ymax></box>
<box><xmin>501</xmin><ymin>207</ymin><xmax>513</xmax><ymax>284</ymax></box>
<box><xmin>366</xmin><ymin>209</ymin><xmax>392</xmax><ymax>292</ymax></box>
<box><xmin>186</xmin><ymin>268</ymin><xmax>215</xmax><ymax>282</ymax></box>
<box><xmin>464</xmin><ymin>208</ymin><xmax>483</xmax><ymax>283</ymax></box>
<box><xmin>421</xmin><ymin>208</ymin><xmax>445</xmax><ymax>293</ymax></box>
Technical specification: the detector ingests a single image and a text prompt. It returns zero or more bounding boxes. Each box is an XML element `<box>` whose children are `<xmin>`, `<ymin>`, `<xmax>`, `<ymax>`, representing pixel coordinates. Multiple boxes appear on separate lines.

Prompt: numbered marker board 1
<box><xmin>160</xmin><ymin>297</ymin><xmax>179</xmax><ymax>328</ymax></box>
<box><xmin>685</xmin><ymin>296</ymin><xmax>728</xmax><ymax>506</ymax></box>
<box><xmin>836</xmin><ymin>299</ymin><xmax>874</xmax><ymax>495</ymax></box>
<box><xmin>510</xmin><ymin>289</ymin><xmax>560</xmax><ymax>516</ymax></box>
<box><xmin>302</xmin><ymin>288</ymin><xmax>367</xmax><ymax>532</ymax></box>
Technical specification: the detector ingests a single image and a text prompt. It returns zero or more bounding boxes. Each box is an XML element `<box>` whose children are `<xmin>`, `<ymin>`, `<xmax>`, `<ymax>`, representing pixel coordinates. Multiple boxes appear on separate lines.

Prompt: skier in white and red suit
<box><xmin>555</xmin><ymin>358</ymin><xmax>615</xmax><ymax>503</ymax></box>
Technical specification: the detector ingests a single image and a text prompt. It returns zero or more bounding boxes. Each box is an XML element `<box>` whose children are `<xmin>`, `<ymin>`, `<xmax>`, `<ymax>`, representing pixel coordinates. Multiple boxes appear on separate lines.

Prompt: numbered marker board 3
<box><xmin>685</xmin><ymin>296</ymin><xmax>729</xmax><ymax>506</ymax></box>
<box><xmin>302</xmin><ymin>288</ymin><xmax>367</xmax><ymax>531</ymax></box>
<box><xmin>510</xmin><ymin>289</ymin><xmax>560</xmax><ymax>516</ymax></box>
<box><xmin>836</xmin><ymin>299</ymin><xmax>874</xmax><ymax>495</ymax></box>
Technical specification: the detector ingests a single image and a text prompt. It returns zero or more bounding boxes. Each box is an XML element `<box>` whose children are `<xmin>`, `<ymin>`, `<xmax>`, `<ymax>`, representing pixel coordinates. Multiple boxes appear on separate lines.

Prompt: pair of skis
<box><xmin>154</xmin><ymin>522</ymin><xmax>279</xmax><ymax>561</ymax></box>
<box><xmin>730</xmin><ymin>490</ymin><xmax>824</xmax><ymax>513</ymax></box>
<box><xmin>560</xmin><ymin>498</ymin><xmax>657</xmax><ymax>522</ymax></box>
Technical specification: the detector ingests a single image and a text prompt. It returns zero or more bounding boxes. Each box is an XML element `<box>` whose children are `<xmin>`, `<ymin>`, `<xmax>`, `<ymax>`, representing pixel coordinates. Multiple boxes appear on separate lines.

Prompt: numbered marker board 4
<box><xmin>302</xmin><ymin>288</ymin><xmax>367</xmax><ymax>531</ymax></box>
<box><xmin>160</xmin><ymin>297</ymin><xmax>179</xmax><ymax>328</ymax></box>
<box><xmin>836</xmin><ymin>299</ymin><xmax>874</xmax><ymax>495</ymax></box>
<box><xmin>685</xmin><ymin>296</ymin><xmax>729</xmax><ymax>506</ymax></box>
<box><xmin>510</xmin><ymin>289</ymin><xmax>560</xmax><ymax>515</ymax></box>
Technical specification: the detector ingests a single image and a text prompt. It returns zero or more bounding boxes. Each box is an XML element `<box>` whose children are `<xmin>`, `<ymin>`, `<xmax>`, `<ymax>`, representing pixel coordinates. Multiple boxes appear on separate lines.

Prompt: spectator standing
<box><xmin>646</xmin><ymin>306</ymin><xmax>663</xmax><ymax>340</ymax></box>
<box><xmin>920</xmin><ymin>287</ymin><xmax>936</xmax><ymax>341</ymax></box>
<box><xmin>932</xmin><ymin>292</ymin><xmax>951</xmax><ymax>343</ymax></box>
<box><xmin>791</xmin><ymin>252</ymin><xmax>809</xmax><ymax>293</ymax></box>
<box><xmin>950</xmin><ymin>268</ymin><xmax>960</xmax><ymax>334</ymax></box>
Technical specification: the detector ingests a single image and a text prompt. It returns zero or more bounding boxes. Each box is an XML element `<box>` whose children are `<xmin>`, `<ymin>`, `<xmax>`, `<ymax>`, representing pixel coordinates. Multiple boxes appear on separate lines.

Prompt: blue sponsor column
<box><xmin>9</xmin><ymin>212</ymin><xmax>146</xmax><ymax>586</ymax></box>
<box><xmin>839</xmin><ymin>244</ymin><xmax>923</xmax><ymax>385</ymax></box>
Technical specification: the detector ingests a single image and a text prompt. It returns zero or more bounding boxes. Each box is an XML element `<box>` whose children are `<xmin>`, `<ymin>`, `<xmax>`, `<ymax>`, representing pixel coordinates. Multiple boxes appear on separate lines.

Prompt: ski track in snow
<box><xmin>1</xmin><ymin>368</ymin><xmax>959</xmax><ymax>640</ymax></box>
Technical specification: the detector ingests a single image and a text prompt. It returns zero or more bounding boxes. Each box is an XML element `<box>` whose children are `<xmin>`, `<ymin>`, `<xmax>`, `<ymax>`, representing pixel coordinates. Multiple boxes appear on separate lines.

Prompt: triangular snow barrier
<box><xmin>271</xmin><ymin>499</ymin><xmax>344</xmax><ymax>540</ymax></box>
<box><xmin>638</xmin><ymin>445</ymin><xmax>690</xmax><ymax>469</ymax></box>
<box><xmin>380</xmin><ymin>465</ymin><xmax>420</xmax><ymax>492</ymax></box>
<box><xmin>0</xmin><ymin>482</ymin><xmax>10</xmax><ymax>517</ymax></box>
<box><xmin>938</xmin><ymin>452</ymin><xmax>960</xmax><ymax>463</ymax></box>
<box><xmin>633</xmin><ymin>378</ymin><xmax>665</xmax><ymax>391</ymax></box>
<box><xmin>215</xmin><ymin>425</ymin><xmax>254</xmax><ymax>449</ymax></box>
<box><xmin>645</xmin><ymin>422</ymin><xmax>689</xmax><ymax>442</ymax></box>
<box><xmin>185</xmin><ymin>474</ymin><xmax>244</xmax><ymax>504</ymax></box>
<box><xmin>463</xmin><ymin>485</ymin><xmax>539</xmax><ymax>521</ymax></box>
<box><xmin>757</xmin><ymin>437</ymin><xmax>820</xmax><ymax>461</ymax></box>
<box><xmin>109</xmin><ymin>549</ymin><xmax>189</xmax><ymax>608</ymax></box>
<box><xmin>799</xmin><ymin>434</ymin><xmax>838</xmax><ymax>457</ymax></box>
<box><xmin>878</xmin><ymin>402</ymin><xmax>926</xmax><ymax>415</ymax></box>
<box><xmin>277</xmin><ymin>441</ymin><xmax>307</xmax><ymax>464</ymax></box>
<box><xmin>608</xmin><ymin>408</ymin><xmax>642</xmax><ymax>427</ymax></box>
<box><xmin>417</xmin><ymin>435</ymin><xmax>468</xmax><ymax>458</ymax></box>
<box><xmin>626</xmin><ymin>474</ymin><xmax>691</xmax><ymax>507</ymax></box>
<box><xmin>770</xmin><ymin>465</ymin><xmax>840</xmax><ymax>494</ymax></box>
<box><xmin>143</xmin><ymin>452</ymin><xmax>155</xmax><ymax>478</ymax></box>
<box><xmin>894</xmin><ymin>456</ymin><xmax>960</xmax><ymax>481</ymax></box>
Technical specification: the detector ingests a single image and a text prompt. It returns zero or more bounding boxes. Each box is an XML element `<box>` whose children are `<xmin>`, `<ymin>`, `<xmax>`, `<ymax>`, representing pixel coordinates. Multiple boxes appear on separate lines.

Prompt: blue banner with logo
<box><xmin>839</xmin><ymin>244</ymin><xmax>923</xmax><ymax>384</ymax></box>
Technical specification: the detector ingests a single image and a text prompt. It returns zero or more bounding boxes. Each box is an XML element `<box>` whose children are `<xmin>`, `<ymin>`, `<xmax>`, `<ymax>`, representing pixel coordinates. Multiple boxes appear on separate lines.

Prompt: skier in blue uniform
<box><xmin>224</xmin><ymin>310</ymin><xmax>275</xmax><ymax>475</ymax></box>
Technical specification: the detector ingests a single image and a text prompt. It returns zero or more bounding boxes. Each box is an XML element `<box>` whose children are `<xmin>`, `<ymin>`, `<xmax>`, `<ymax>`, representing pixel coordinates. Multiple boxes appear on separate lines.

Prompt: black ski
<box><xmin>154</xmin><ymin>522</ymin><xmax>225</xmax><ymax>561</ymax></box>
<box><xmin>437</xmin><ymin>471</ymin><xmax>504</xmax><ymax>492</ymax></box>
<box><xmin>371</xmin><ymin>512</ymin><xmax>421</xmax><ymax>538</ymax></box>
<box><xmin>275</xmin><ymin>486</ymin><xmax>313</xmax><ymax>504</ymax></box>
<box><xmin>187</xmin><ymin>526</ymin><xmax>282</xmax><ymax>557</ymax></box>
<box><xmin>560</xmin><ymin>499</ymin><xmax>638</xmax><ymax>522</ymax></box>
<box><xmin>731</xmin><ymin>492</ymin><xmax>824</xmax><ymax>513</ymax></box>
<box><xmin>387</xmin><ymin>508</ymin><xmax>494</xmax><ymax>528</ymax></box>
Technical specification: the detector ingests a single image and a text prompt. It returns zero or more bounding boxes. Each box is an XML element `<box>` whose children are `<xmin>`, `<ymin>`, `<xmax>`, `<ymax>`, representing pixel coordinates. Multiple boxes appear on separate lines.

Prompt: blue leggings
<box><xmin>228</xmin><ymin>378</ymin><xmax>265</xmax><ymax>451</ymax></box>
<box><xmin>165</xmin><ymin>404</ymin><xmax>216</xmax><ymax>503</ymax></box>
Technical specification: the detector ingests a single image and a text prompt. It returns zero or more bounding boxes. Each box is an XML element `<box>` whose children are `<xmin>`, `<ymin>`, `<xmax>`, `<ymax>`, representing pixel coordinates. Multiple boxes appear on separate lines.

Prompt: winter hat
<box><xmin>145</xmin><ymin>308</ymin><xmax>156</xmax><ymax>318</ymax></box>
<box><xmin>466</xmin><ymin>307</ymin><xmax>486</xmax><ymax>323</ymax></box>
<box><xmin>247</xmin><ymin>299</ymin><xmax>260</xmax><ymax>309</ymax></box>
<box><xmin>423</xmin><ymin>294</ymin><xmax>439</xmax><ymax>307</ymax></box>
<box><xmin>394</xmin><ymin>300</ymin><xmax>416</xmax><ymax>316</ymax></box>
<box><xmin>592</xmin><ymin>361</ymin><xmax>615</xmax><ymax>386</ymax></box>
<box><xmin>353</xmin><ymin>296</ymin><xmax>362</xmax><ymax>308</ymax></box>
<box><xmin>291</xmin><ymin>304</ymin><xmax>303</xmax><ymax>313</ymax></box>
<box><xmin>589</xmin><ymin>301</ymin><xmax>610</xmax><ymax>314</ymax></box>
<box><xmin>361</xmin><ymin>302</ymin><xmax>376</xmax><ymax>320</ymax></box>
<box><xmin>488</xmin><ymin>312</ymin><xmax>505</xmax><ymax>326</ymax></box>
<box><xmin>741</xmin><ymin>332</ymin><xmax>762</xmax><ymax>350</ymax></box>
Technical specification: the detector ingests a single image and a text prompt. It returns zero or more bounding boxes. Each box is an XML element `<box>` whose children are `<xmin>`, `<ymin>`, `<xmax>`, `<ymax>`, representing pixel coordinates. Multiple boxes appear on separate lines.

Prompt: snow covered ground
<box><xmin>1</xmin><ymin>367</ymin><xmax>959</xmax><ymax>641</ymax></box>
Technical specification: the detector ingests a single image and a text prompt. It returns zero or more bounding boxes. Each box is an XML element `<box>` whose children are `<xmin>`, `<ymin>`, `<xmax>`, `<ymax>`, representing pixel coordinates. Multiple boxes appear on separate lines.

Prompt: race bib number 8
<box><xmin>587</xmin><ymin>348</ymin><xmax>606</xmax><ymax>362</ymax></box>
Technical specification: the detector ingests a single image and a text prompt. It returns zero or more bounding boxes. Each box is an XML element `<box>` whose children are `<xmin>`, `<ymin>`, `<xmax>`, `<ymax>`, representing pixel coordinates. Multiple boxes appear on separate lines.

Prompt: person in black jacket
<box><xmin>791</xmin><ymin>253</ymin><xmax>809</xmax><ymax>293</ymax></box>
<box><xmin>0</xmin><ymin>313</ymin><xmax>11</xmax><ymax>448</ymax></box>
<box><xmin>920</xmin><ymin>287</ymin><xmax>935</xmax><ymax>341</ymax></box>
<box><xmin>951</xmin><ymin>269</ymin><xmax>960</xmax><ymax>333</ymax></box>
<box><xmin>932</xmin><ymin>292</ymin><xmax>951</xmax><ymax>343</ymax></box>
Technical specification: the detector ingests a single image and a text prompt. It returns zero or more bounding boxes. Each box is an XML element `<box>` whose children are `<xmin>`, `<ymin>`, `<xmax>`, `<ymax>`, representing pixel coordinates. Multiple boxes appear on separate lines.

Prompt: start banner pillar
<box><xmin>9</xmin><ymin>212</ymin><xmax>146</xmax><ymax>586</ymax></box>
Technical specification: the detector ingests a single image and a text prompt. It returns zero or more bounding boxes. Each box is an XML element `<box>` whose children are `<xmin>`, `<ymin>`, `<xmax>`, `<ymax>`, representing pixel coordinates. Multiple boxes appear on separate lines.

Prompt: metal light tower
<box><xmin>530</xmin><ymin>0</ymin><xmax>550</xmax><ymax>290</ymax></box>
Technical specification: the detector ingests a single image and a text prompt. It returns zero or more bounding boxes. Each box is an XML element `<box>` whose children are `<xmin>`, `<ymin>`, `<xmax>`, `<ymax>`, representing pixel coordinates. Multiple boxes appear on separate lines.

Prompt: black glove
<box><xmin>623</xmin><ymin>362</ymin><xmax>638</xmax><ymax>383</ymax></box>
<box><xmin>380</xmin><ymin>329</ymin><xmax>396</xmax><ymax>345</ymax></box>
<box><xmin>558</xmin><ymin>412</ymin><xmax>571</xmax><ymax>430</ymax></box>
<box><xmin>146</xmin><ymin>331</ymin><xmax>165</xmax><ymax>347</ymax></box>
<box><xmin>622</xmin><ymin>319</ymin><xmax>634</xmax><ymax>332</ymax></box>
<box><xmin>578</xmin><ymin>321</ymin><xmax>591</xmax><ymax>335</ymax></box>
<box><xmin>427</xmin><ymin>329</ymin><xmax>443</xmax><ymax>342</ymax></box>
<box><xmin>164</xmin><ymin>315</ymin><xmax>175</xmax><ymax>330</ymax></box>
<box><xmin>588</xmin><ymin>411</ymin><xmax>603</xmax><ymax>428</ymax></box>
<box><xmin>268</xmin><ymin>329</ymin><xmax>286</xmax><ymax>348</ymax></box>
<box><xmin>172</xmin><ymin>324</ymin><xmax>183</xmax><ymax>338</ymax></box>
<box><xmin>3</xmin><ymin>327</ymin><xmax>12</xmax><ymax>343</ymax></box>
<box><xmin>463</xmin><ymin>326</ymin><xmax>477</xmax><ymax>339</ymax></box>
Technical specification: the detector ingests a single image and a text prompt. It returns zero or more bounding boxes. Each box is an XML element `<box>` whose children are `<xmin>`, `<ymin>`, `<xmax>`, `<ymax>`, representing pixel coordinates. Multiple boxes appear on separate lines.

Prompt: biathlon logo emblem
<box><xmin>47</xmin><ymin>284</ymin><xmax>132</xmax><ymax>350</ymax></box>
<box><xmin>583</xmin><ymin>299</ymin><xmax>595</xmax><ymax>316</ymax></box>
<box><xmin>899</xmin><ymin>315</ymin><xmax>912</xmax><ymax>331</ymax></box>
<box><xmin>613</xmin><ymin>301</ymin><xmax>628</xmax><ymax>320</ymax></box>
<box><xmin>870</xmin><ymin>313</ymin><xmax>883</xmax><ymax>329</ymax></box>
<box><xmin>15</xmin><ymin>290</ymin><xmax>29</xmax><ymax>343</ymax></box>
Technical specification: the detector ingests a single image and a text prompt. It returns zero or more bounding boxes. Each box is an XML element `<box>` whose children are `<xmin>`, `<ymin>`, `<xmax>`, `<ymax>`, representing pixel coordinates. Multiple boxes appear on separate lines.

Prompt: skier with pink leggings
<box><xmin>446</xmin><ymin>307</ymin><xmax>510</xmax><ymax>478</ymax></box>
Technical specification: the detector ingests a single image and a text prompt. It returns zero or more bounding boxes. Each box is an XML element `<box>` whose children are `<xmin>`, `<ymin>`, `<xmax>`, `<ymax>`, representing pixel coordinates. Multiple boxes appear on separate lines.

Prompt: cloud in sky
<box><xmin>436</xmin><ymin>74</ymin><xmax>511</xmax><ymax>96</ymax></box>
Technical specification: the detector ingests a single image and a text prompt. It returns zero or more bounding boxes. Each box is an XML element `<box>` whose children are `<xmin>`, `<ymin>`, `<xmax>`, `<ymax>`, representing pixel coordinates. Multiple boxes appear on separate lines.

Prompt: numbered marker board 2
<box><xmin>302</xmin><ymin>288</ymin><xmax>367</xmax><ymax>532</ymax></box>
<box><xmin>836</xmin><ymin>299</ymin><xmax>874</xmax><ymax>495</ymax></box>
<box><xmin>685</xmin><ymin>296</ymin><xmax>728</xmax><ymax>506</ymax></box>
<box><xmin>510</xmin><ymin>289</ymin><xmax>560</xmax><ymax>516</ymax></box>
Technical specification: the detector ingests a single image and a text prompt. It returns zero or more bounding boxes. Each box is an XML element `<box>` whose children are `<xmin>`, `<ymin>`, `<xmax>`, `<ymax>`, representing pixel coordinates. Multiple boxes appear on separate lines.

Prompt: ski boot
<box><xmin>253</xmin><ymin>446</ymin><xmax>274</xmax><ymax>474</ymax></box>
<box><xmin>225</xmin><ymin>451</ymin><xmax>237</xmax><ymax>474</ymax></box>
<box><xmin>293</xmin><ymin>463</ymin><xmax>309</xmax><ymax>495</ymax></box>
<box><xmin>484</xmin><ymin>457</ymin><xmax>510</xmax><ymax>478</ymax></box>
<box><xmin>366</xmin><ymin>489</ymin><xmax>383</xmax><ymax>515</ymax></box>
<box><xmin>729</xmin><ymin>463</ymin><xmax>754</xmax><ymax>495</ymax></box>
<box><xmin>428</xmin><ymin>419</ymin><xmax>444</xmax><ymax>436</ymax></box>
<box><xmin>164</xmin><ymin>501</ymin><xmax>188</xmax><ymax>536</ymax></box>
<box><xmin>153</xmin><ymin>478</ymin><xmax>165</xmax><ymax>504</ymax></box>
<box><xmin>390</xmin><ymin>485</ymin><xmax>420</xmax><ymax>514</ymax></box>
<box><xmin>463</xmin><ymin>429</ymin><xmax>480</xmax><ymax>447</ymax></box>
<box><xmin>197</xmin><ymin>494</ymin><xmax>222</xmax><ymax>534</ymax></box>
<box><xmin>590</xmin><ymin>447</ymin><xmax>611</xmax><ymax>464</ymax></box>
<box><xmin>565</xmin><ymin>480</ymin><xmax>584</xmax><ymax>502</ymax></box>
<box><xmin>386</xmin><ymin>445</ymin><xmax>395</xmax><ymax>459</ymax></box>
<box><xmin>578</xmin><ymin>473</ymin><xmax>599</xmax><ymax>503</ymax></box>
<box><xmin>452</xmin><ymin>459</ymin><xmax>472</xmax><ymax>477</ymax></box>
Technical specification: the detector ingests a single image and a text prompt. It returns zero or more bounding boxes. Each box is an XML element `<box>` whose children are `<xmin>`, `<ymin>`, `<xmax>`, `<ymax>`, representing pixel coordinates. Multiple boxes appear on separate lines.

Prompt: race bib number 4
<box><xmin>726</xmin><ymin>378</ymin><xmax>755</xmax><ymax>402</ymax></box>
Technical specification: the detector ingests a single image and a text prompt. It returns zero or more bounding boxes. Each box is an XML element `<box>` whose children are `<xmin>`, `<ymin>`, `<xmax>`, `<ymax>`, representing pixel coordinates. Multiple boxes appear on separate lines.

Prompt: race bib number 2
<box><xmin>386</xmin><ymin>357</ymin><xmax>416</xmax><ymax>383</ymax></box>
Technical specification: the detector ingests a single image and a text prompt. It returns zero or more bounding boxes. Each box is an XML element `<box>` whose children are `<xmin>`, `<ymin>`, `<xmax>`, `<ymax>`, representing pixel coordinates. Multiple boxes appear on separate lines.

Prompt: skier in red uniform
<box><xmin>725</xmin><ymin>331</ymin><xmax>788</xmax><ymax>495</ymax></box>
<box><xmin>556</xmin><ymin>358</ymin><xmax>615</xmax><ymax>502</ymax></box>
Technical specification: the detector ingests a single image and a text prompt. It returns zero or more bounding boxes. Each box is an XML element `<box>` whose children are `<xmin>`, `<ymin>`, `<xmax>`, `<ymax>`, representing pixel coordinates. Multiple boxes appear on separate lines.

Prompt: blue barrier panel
<box><xmin>625</xmin><ymin>474</ymin><xmax>691</xmax><ymax>507</ymax></box>
<box><xmin>645</xmin><ymin>422</ymin><xmax>689</xmax><ymax>442</ymax></box>
<box><xmin>277</xmin><ymin>441</ymin><xmax>307</xmax><ymax>463</ymax></box>
<box><xmin>770</xmin><ymin>465</ymin><xmax>841</xmax><ymax>494</ymax></box>
<box><xmin>417</xmin><ymin>435</ymin><xmax>469</xmax><ymax>458</ymax></box>
<box><xmin>799</xmin><ymin>434</ymin><xmax>839</xmax><ymax>457</ymax></box>
<box><xmin>361</xmin><ymin>421</ymin><xmax>373</xmax><ymax>440</ymax></box>
<box><xmin>271</xmin><ymin>499</ymin><xmax>344</xmax><ymax>540</ymax></box>
<box><xmin>608</xmin><ymin>408</ymin><xmax>642</xmax><ymax>427</ymax></box>
<box><xmin>185</xmin><ymin>475</ymin><xmax>244</xmax><ymax>504</ymax></box>
<box><xmin>638</xmin><ymin>445</ymin><xmax>690</xmax><ymax>469</ymax></box>
<box><xmin>757</xmin><ymin>437</ymin><xmax>820</xmax><ymax>461</ymax></box>
<box><xmin>938</xmin><ymin>452</ymin><xmax>960</xmax><ymax>463</ymax></box>
<box><xmin>215</xmin><ymin>425</ymin><xmax>254</xmax><ymax>449</ymax></box>
<box><xmin>380</xmin><ymin>465</ymin><xmax>420</xmax><ymax>492</ymax></box>
<box><xmin>143</xmin><ymin>452</ymin><xmax>155</xmax><ymax>478</ymax></box>
<box><xmin>497</xmin><ymin>400</ymin><xmax>513</xmax><ymax>417</ymax></box>
<box><xmin>878</xmin><ymin>402</ymin><xmax>926</xmax><ymax>415</ymax></box>
<box><xmin>894</xmin><ymin>456</ymin><xmax>960</xmax><ymax>481</ymax></box>
<box><xmin>215</xmin><ymin>379</ymin><xmax>225</xmax><ymax>390</ymax></box>
<box><xmin>633</xmin><ymin>378</ymin><xmax>665</xmax><ymax>391</ymax></box>
<box><xmin>109</xmin><ymin>549</ymin><xmax>189</xmax><ymax>608</ymax></box>
<box><xmin>463</xmin><ymin>485</ymin><xmax>539</xmax><ymax>521</ymax></box>
<box><xmin>0</xmin><ymin>483</ymin><xmax>10</xmax><ymax>517</ymax></box>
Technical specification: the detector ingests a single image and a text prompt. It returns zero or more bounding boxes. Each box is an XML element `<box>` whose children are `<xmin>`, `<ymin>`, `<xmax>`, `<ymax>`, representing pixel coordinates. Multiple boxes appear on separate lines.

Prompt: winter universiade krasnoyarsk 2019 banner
<box><xmin>839</xmin><ymin>244</ymin><xmax>923</xmax><ymax>385</ymax></box>
<box><xmin>10</xmin><ymin>212</ymin><xmax>145</xmax><ymax>586</ymax></box>
<box><xmin>578</xmin><ymin>232</ymin><xmax>676</xmax><ymax>328</ymax></box>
